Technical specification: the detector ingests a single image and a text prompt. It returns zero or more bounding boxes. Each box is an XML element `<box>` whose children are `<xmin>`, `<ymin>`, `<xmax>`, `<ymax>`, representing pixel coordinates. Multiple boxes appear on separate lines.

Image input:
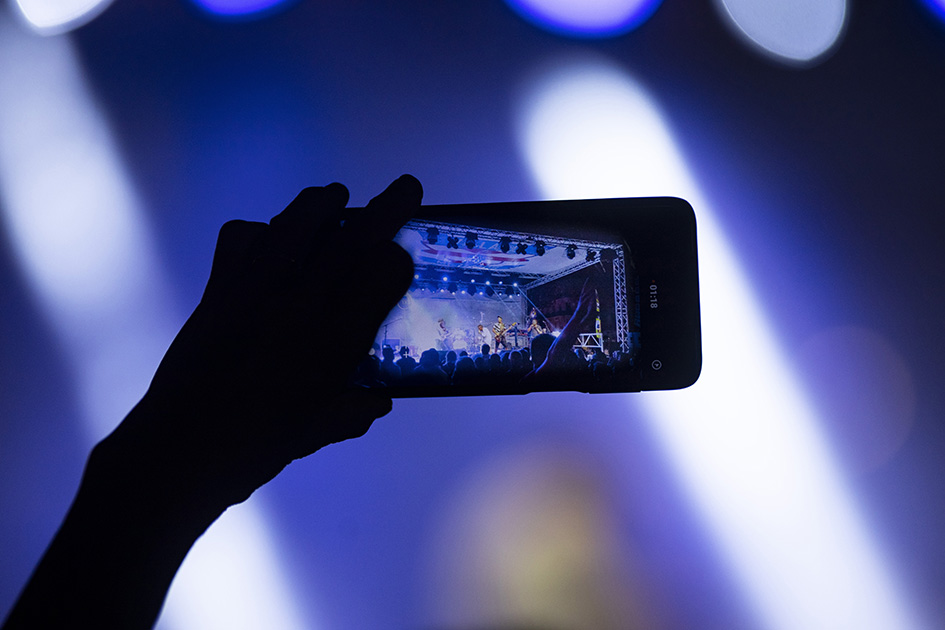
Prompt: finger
<box><xmin>342</xmin><ymin>174</ymin><xmax>422</xmax><ymax>244</ymax></box>
<box><xmin>204</xmin><ymin>220</ymin><xmax>268</xmax><ymax>298</ymax></box>
<box><xmin>266</xmin><ymin>183</ymin><xmax>350</xmax><ymax>263</ymax></box>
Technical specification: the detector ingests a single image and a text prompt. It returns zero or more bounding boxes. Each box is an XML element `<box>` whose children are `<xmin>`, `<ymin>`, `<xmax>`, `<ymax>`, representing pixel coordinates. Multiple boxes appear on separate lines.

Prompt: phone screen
<box><xmin>355</xmin><ymin>197</ymin><xmax>701</xmax><ymax>396</ymax></box>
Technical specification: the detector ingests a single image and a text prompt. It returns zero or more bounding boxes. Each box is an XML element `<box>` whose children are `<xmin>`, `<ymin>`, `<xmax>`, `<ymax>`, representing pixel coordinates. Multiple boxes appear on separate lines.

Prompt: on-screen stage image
<box><xmin>354</xmin><ymin>214</ymin><xmax>643</xmax><ymax>395</ymax></box>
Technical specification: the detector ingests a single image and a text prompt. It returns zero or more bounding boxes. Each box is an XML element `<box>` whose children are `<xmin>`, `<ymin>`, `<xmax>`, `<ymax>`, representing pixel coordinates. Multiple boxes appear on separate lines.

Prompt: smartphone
<box><xmin>356</xmin><ymin>197</ymin><xmax>701</xmax><ymax>396</ymax></box>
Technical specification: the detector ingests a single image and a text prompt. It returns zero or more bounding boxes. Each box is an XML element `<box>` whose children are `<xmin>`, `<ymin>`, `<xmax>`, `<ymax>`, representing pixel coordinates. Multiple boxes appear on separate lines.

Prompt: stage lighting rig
<box><xmin>465</xmin><ymin>232</ymin><xmax>478</xmax><ymax>249</ymax></box>
<box><xmin>585</xmin><ymin>249</ymin><xmax>596</xmax><ymax>262</ymax></box>
<box><xmin>535</xmin><ymin>240</ymin><xmax>546</xmax><ymax>256</ymax></box>
<box><xmin>426</xmin><ymin>227</ymin><xmax>439</xmax><ymax>244</ymax></box>
<box><xmin>446</xmin><ymin>235</ymin><xmax>459</xmax><ymax>249</ymax></box>
<box><xmin>500</xmin><ymin>236</ymin><xmax>511</xmax><ymax>253</ymax></box>
<box><xmin>515</xmin><ymin>242</ymin><xmax>528</xmax><ymax>255</ymax></box>
<box><xmin>566</xmin><ymin>244</ymin><xmax>577</xmax><ymax>259</ymax></box>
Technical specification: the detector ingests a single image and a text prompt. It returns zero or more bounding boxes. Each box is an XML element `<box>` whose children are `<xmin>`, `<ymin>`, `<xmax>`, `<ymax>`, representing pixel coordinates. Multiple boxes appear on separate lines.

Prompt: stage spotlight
<box><xmin>566</xmin><ymin>244</ymin><xmax>577</xmax><ymax>259</ymax></box>
<box><xmin>586</xmin><ymin>249</ymin><xmax>596</xmax><ymax>262</ymax></box>
<box><xmin>442</xmin><ymin>276</ymin><xmax>449</xmax><ymax>282</ymax></box>
<box><xmin>535</xmin><ymin>240</ymin><xmax>546</xmax><ymax>256</ymax></box>
<box><xmin>516</xmin><ymin>242</ymin><xmax>528</xmax><ymax>255</ymax></box>
<box><xmin>500</xmin><ymin>236</ymin><xmax>511</xmax><ymax>253</ymax></box>
<box><xmin>447</xmin><ymin>235</ymin><xmax>459</xmax><ymax>249</ymax></box>
<box><xmin>465</xmin><ymin>232</ymin><xmax>478</xmax><ymax>249</ymax></box>
<box><xmin>426</xmin><ymin>227</ymin><xmax>439</xmax><ymax>244</ymax></box>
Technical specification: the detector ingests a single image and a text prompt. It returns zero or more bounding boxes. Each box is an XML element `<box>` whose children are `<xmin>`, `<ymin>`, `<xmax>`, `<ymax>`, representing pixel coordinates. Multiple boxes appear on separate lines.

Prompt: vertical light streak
<box><xmin>0</xmin><ymin>17</ymin><xmax>311</xmax><ymax>630</ymax></box>
<box><xmin>515</xmin><ymin>57</ymin><xmax>921</xmax><ymax>630</ymax></box>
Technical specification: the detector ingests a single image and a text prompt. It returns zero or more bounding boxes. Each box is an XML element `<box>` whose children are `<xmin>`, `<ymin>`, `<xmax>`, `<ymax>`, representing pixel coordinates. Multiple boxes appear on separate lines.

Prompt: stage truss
<box><xmin>401</xmin><ymin>219</ymin><xmax>632</xmax><ymax>353</ymax></box>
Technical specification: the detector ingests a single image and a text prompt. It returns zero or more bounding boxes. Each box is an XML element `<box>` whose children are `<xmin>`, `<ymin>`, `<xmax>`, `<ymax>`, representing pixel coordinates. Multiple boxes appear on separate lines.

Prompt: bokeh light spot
<box><xmin>798</xmin><ymin>326</ymin><xmax>916</xmax><ymax>474</ymax></box>
<box><xmin>714</xmin><ymin>0</ymin><xmax>847</xmax><ymax>65</ymax></box>
<box><xmin>12</xmin><ymin>0</ymin><xmax>114</xmax><ymax>35</ymax></box>
<box><xmin>505</xmin><ymin>0</ymin><xmax>663</xmax><ymax>37</ymax></box>
<box><xmin>190</xmin><ymin>0</ymin><xmax>293</xmax><ymax>18</ymax></box>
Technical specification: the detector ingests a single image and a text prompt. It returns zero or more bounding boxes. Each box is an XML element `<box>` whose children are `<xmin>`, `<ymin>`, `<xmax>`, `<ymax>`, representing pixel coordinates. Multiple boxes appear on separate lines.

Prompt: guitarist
<box><xmin>493</xmin><ymin>315</ymin><xmax>517</xmax><ymax>351</ymax></box>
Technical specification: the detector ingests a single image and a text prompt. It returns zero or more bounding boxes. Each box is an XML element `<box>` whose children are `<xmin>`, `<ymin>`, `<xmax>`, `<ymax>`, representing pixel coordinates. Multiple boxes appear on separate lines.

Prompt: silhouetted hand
<box><xmin>102</xmin><ymin>175</ymin><xmax>420</xmax><ymax>510</ymax></box>
<box><xmin>1</xmin><ymin>176</ymin><xmax>420</xmax><ymax>630</ymax></box>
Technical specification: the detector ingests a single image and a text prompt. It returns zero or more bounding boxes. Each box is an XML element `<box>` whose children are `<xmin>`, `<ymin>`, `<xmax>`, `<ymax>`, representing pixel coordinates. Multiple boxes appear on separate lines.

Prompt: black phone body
<box><xmin>359</xmin><ymin>197</ymin><xmax>701</xmax><ymax>396</ymax></box>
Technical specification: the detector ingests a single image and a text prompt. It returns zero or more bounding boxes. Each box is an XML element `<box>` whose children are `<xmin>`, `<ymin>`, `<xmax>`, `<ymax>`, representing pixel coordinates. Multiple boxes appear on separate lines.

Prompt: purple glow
<box><xmin>504</xmin><ymin>0</ymin><xmax>662</xmax><ymax>37</ymax></box>
<box><xmin>921</xmin><ymin>0</ymin><xmax>945</xmax><ymax>21</ymax></box>
<box><xmin>191</xmin><ymin>0</ymin><xmax>292</xmax><ymax>18</ymax></box>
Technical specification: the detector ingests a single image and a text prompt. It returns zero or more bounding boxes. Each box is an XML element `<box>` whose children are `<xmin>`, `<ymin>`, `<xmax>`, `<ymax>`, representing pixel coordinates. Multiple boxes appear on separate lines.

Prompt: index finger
<box><xmin>341</xmin><ymin>174</ymin><xmax>422</xmax><ymax>244</ymax></box>
<box><xmin>265</xmin><ymin>183</ymin><xmax>350</xmax><ymax>263</ymax></box>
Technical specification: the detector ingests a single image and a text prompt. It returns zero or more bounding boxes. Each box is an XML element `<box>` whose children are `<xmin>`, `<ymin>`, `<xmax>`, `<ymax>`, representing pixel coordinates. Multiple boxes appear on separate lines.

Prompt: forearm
<box><xmin>2</xmin><ymin>418</ymin><xmax>225</xmax><ymax>629</ymax></box>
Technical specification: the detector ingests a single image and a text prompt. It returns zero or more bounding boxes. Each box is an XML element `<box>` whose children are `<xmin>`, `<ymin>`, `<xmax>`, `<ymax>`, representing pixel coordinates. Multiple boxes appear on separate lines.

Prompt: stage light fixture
<box><xmin>516</xmin><ymin>242</ymin><xmax>528</xmax><ymax>255</ymax></box>
<box><xmin>465</xmin><ymin>232</ymin><xmax>478</xmax><ymax>249</ymax></box>
<box><xmin>586</xmin><ymin>249</ymin><xmax>596</xmax><ymax>262</ymax></box>
<box><xmin>485</xmin><ymin>286</ymin><xmax>495</xmax><ymax>297</ymax></box>
<box><xmin>566</xmin><ymin>244</ymin><xmax>577</xmax><ymax>259</ymax></box>
<box><xmin>442</xmin><ymin>276</ymin><xmax>449</xmax><ymax>282</ymax></box>
<box><xmin>426</xmin><ymin>227</ymin><xmax>439</xmax><ymax>244</ymax></box>
<box><xmin>500</xmin><ymin>236</ymin><xmax>511</xmax><ymax>253</ymax></box>
<box><xmin>446</xmin><ymin>235</ymin><xmax>459</xmax><ymax>249</ymax></box>
<box><xmin>505</xmin><ymin>286</ymin><xmax>515</xmax><ymax>296</ymax></box>
<box><xmin>448</xmin><ymin>282</ymin><xmax>458</xmax><ymax>294</ymax></box>
<box><xmin>535</xmin><ymin>240</ymin><xmax>546</xmax><ymax>256</ymax></box>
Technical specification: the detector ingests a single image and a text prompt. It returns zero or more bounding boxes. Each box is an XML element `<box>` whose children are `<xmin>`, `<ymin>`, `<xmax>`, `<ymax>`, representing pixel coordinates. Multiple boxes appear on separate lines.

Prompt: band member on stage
<box><xmin>493</xmin><ymin>315</ymin><xmax>510</xmax><ymax>351</ymax></box>
<box><xmin>475</xmin><ymin>323</ymin><xmax>489</xmax><ymax>350</ymax></box>
<box><xmin>525</xmin><ymin>308</ymin><xmax>549</xmax><ymax>339</ymax></box>
<box><xmin>436</xmin><ymin>318</ymin><xmax>453</xmax><ymax>350</ymax></box>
